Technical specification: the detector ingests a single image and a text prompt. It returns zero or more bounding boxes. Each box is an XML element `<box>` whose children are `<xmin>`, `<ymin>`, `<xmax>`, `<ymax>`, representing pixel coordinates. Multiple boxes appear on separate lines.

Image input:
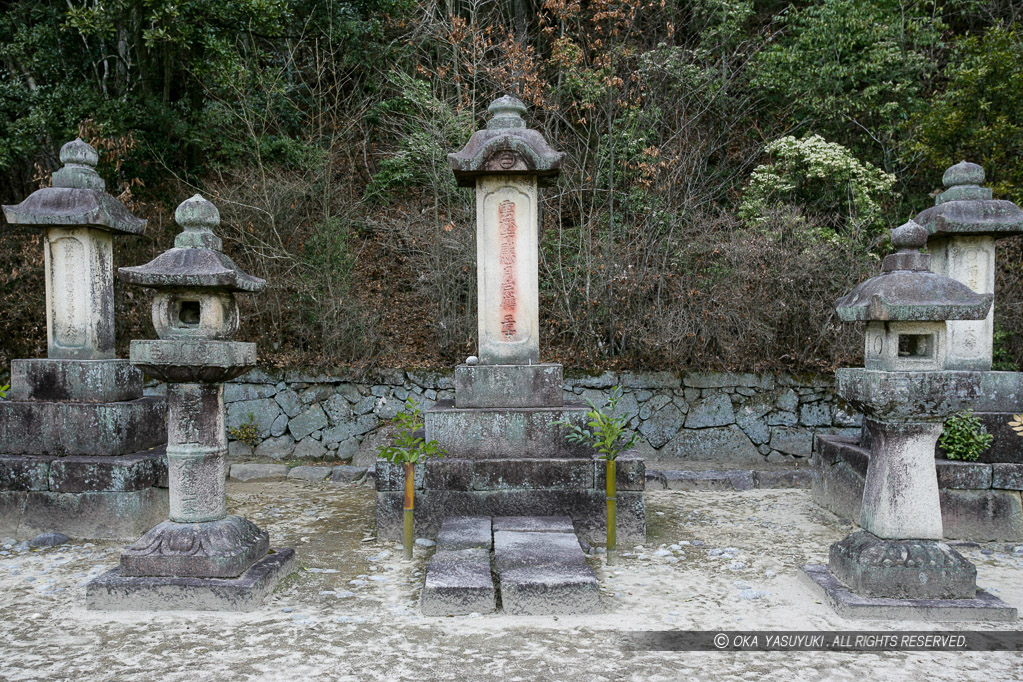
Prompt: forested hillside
<box><xmin>2</xmin><ymin>0</ymin><xmax>1022</xmax><ymax>372</ymax></box>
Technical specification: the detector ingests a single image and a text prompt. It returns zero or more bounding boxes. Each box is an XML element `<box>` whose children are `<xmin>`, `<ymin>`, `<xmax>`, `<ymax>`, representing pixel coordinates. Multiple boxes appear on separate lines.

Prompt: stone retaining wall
<box><xmin>144</xmin><ymin>369</ymin><xmax>860</xmax><ymax>463</ymax></box>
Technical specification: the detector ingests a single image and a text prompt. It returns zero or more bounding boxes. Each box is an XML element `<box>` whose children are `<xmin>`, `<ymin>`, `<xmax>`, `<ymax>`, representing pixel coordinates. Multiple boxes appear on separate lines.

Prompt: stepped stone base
<box><xmin>425</xmin><ymin>400</ymin><xmax>593</xmax><ymax>459</ymax></box>
<box><xmin>0</xmin><ymin>486</ymin><xmax>168</xmax><ymax>540</ymax></box>
<box><xmin>454</xmin><ymin>363</ymin><xmax>563</xmax><ymax>408</ymax></box>
<box><xmin>813</xmin><ymin>434</ymin><xmax>1023</xmax><ymax>541</ymax></box>
<box><xmin>10</xmin><ymin>358</ymin><xmax>143</xmax><ymax>403</ymax></box>
<box><xmin>0</xmin><ymin>397</ymin><xmax>166</xmax><ymax>456</ymax></box>
<box><xmin>421</xmin><ymin>517</ymin><xmax>497</xmax><ymax>616</ymax></box>
<box><xmin>87</xmin><ymin>548</ymin><xmax>295</xmax><ymax>612</ymax></box>
<box><xmin>801</xmin><ymin>563</ymin><xmax>1016</xmax><ymax>622</ymax></box>
<box><xmin>121</xmin><ymin>516</ymin><xmax>270</xmax><ymax>578</ymax></box>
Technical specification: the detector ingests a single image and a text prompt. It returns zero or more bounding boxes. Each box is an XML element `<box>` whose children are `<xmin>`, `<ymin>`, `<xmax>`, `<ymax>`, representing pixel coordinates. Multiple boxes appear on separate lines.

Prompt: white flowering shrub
<box><xmin>739</xmin><ymin>134</ymin><xmax>897</xmax><ymax>240</ymax></box>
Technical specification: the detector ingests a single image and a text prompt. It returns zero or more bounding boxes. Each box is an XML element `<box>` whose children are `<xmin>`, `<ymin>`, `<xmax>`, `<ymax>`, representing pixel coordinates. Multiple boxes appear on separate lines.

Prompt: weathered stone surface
<box><xmin>991</xmin><ymin>463</ymin><xmax>1023</xmax><ymax>490</ymax></box>
<box><xmin>377</xmin><ymin>489</ymin><xmax>644</xmax><ymax>544</ymax></box>
<box><xmin>492</xmin><ymin>516</ymin><xmax>574</xmax><ymax>533</ymax></box>
<box><xmin>374</xmin><ymin>461</ymin><xmax>425</xmax><ymax>491</ymax></box>
<box><xmin>769</xmin><ymin>427</ymin><xmax>814</xmax><ymax>457</ymax></box>
<box><xmin>494</xmin><ymin>530</ymin><xmax>585</xmax><ymax>571</ymax></box>
<box><xmin>684</xmin><ymin>394</ymin><xmax>735</xmax><ymax>428</ymax></box>
<box><xmin>288</xmin><ymin>405</ymin><xmax>328</xmax><ymax>441</ymax></box>
<box><xmin>292</xmin><ymin>438</ymin><xmax>327</xmax><ymax>460</ymax></box>
<box><xmin>269</xmin><ymin>413</ymin><xmax>288</xmax><ymax>437</ymax></box>
<box><xmin>939</xmin><ymin>489</ymin><xmax>1023</xmax><ymax>541</ymax></box>
<box><xmin>424</xmin><ymin>459</ymin><xmax>473</xmax><ymax>490</ymax></box>
<box><xmin>320</xmin><ymin>423</ymin><xmax>353</xmax><ymax>446</ymax></box>
<box><xmin>829</xmin><ymin>531</ymin><xmax>977</xmax><ymax>600</ymax></box>
<box><xmin>120</xmin><ymin>515</ymin><xmax>269</xmax><ymax>578</ymax></box>
<box><xmin>662</xmin><ymin>470</ymin><xmax>754</xmax><ymax>491</ymax></box>
<box><xmin>683</xmin><ymin>372</ymin><xmax>772</xmax><ymax>390</ymax></box>
<box><xmin>420</xmin><ymin>548</ymin><xmax>496</xmax><ymax>616</ymax></box>
<box><xmin>274</xmin><ymin>389</ymin><xmax>302</xmax><ymax>418</ymax></box>
<box><xmin>9</xmin><ymin>359</ymin><xmax>143</xmax><ymax>403</ymax></box>
<box><xmin>754</xmin><ymin>469</ymin><xmax>812</xmax><ymax>489</ymax></box>
<box><xmin>0</xmin><ymin>487</ymin><xmax>168</xmax><ymax>540</ymax></box>
<box><xmin>563</xmin><ymin>370</ymin><xmax>617</xmax><ymax>389</ymax></box>
<box><xmin>499</xmin><ymin>564</ymin><xmax>601</xmax><ymax>615</ymax></box>
<box><xmin>87</xmin><ymin>547</ymin><xmax>295</xmax><ymax>612</ymax></box>
<box><xmin>322</xmin><ymin>394</ymin><xmax>353</xmax><ymax>424</ymax></box>
<box><xmin>620</xmin><ymin>371</ymin><xmax>680</xmax><ymax>389</ymax></box>
<box><xmin>30</xmin><ymin>531</ymin><xmax>70</xmax><ymax>547</ymax></box>
<box><xmin>801</xmin><ymin>563</ymin><xmax>1016</xmax><ymax>622</ymax></box>
<box><xmin>471</xmin><ymin>459</ymin><xmax>593</xmax><ymax>490</ymax></box>
<box><xmin>288</xmin><ymin>466</ymin><xmax>331</xmax><ymax>482</ymax></box>
<box><xmin>48</xmin><ymin>450</ymin><xmax>167</xmax><ymax>492</ymax></box>
<box><xmin>223</xmin><ymin>382</ymin><xmax>275</xmax><ymax>403</ymax></box>
<box><xmin>254</xmin><ymin>435</ymin><xmax>295</xmax><ymax>460</ymax></box>
<box><xmin>593</xmin><ymin>452</ymin><xmax>646</xmax><ymax>492</ymax></box>
<box><xmin>0</xmin><ymin>398</ymin><xmax>166</xmax><ymax>456</ymax></box>
<box><xmin>436</xmin><ymin>516</ymin><xmax>492</xmax><ymax>550</ymax></box>
<box><xmin>129</xmin><ymin>340</ymin><xmax>257</xmax><ymax>383</ymax></box>
<box><xmin>835</xmin><ymin>369</ymin><xmax>982</xmax><ymax>422</ymax></box>
<box><xmin>971</xmin><ymin>412</ymin><xmax>1023</xmax><ymax>464</ymax></box>
<box><xmin>455</xmin><ymin>363</ymin><xmax>563</xmax><ymax>408</ymax></box>
<box><xmin>0</xmin><ymin>455</ymin><xmax>54</xmax><ymax>491</ymax></box>
<box><xmin>663</xmin><ymin>425</ymin><xmax>760</xmax><ymax>463</ymax></box>
<box><xmin>936</xmin><ymin>460</ymin><xmax>993</xmax><ymax>489</ymax></box>
<box><xmin>776</xmin><ymin>389</ymin><xmax>799</xmax><ymax>412</ymax></box>
<box><xmin>799</xmin><ymin>402</ymin><xmax>832</xmax><ymax>427</ymax></box>
<box><xmin>225</xmin><ymin>398</ymin><xmax>280</xmax><ymax>439</ymax></box>
<box><xmin>638</xmin><ymin>403</ymin><xmax>682</xmax><ymax>448</ymax></box>
<box><xmin>230</xmin><ymin>463</ymin><xmax>288</xmax><ymax>481</ymax></box>
<box><xmin>425</xmin><ymin>401</ymin><xmax>594</xmax><ymax>459</ymax></box>
<box><xmin>330</xmin><ymin>465</ymin><xmax>368</xmax><ymax>484</ymax></box>
<box><xmin>227</xmin><ymin>441</ymin><xmax>253</xmax><ymax>459</ymax></box>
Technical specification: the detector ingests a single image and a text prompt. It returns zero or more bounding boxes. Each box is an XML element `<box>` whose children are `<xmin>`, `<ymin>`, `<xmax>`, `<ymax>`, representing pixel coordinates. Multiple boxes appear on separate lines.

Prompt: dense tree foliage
<box><xmin>1</xmin><ymin>0</ymin><xmax>1021</xmax><ymax>372</ymax></box>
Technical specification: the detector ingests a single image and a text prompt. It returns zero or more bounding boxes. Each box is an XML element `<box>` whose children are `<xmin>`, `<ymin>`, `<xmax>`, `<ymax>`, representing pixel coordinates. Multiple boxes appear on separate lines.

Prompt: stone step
<box><xmin>493</xmin><ymin>525</ymin><xmax>600</xmax><ymax>615</ymax></box>
<box><xmin>420</xmin><ymin>548</ymin><xmax>496</xmax><ymax>616</ymax></box>
<box><xmin>436</xmin><ymin>516</ymin><xmax>492</xmax><ymax>551</ymax></box>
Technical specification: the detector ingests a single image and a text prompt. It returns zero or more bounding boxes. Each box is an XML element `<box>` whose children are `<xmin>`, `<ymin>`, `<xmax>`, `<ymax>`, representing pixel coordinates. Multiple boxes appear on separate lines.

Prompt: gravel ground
<box><xmin>1</xmin><ymin>482</ymin><xmax>1021</xmax><ymax>681</ymax></box>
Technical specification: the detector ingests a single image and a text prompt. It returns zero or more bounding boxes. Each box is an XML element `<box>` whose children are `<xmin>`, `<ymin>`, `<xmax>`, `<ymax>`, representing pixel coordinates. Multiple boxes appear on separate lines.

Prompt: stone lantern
<box><xmin>803</xmin><ymin>221</ymin><xmax>1015</xmax><ymax>620</ymax></box>
<box><xmin>87</xmin><ymin>195</ymin><xmax>294</xmax><ymax>610</ymax></box>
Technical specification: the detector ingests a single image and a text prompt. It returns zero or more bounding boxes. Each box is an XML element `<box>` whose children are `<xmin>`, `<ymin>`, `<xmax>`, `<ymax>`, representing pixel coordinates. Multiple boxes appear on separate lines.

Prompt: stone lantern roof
<box><xmin>835</xmin><ymin>220</ymin><xmax>992</xmax><ymax>322</ymax></box>
<box><xmin>913</xmin><ymin>161</ymin><xmax>1023</xmax><ymax>238</ymax></box>
<box><xmin>448</xmin><ymin>95</ymin><xmax>565</xmax><ymax>187</ymax></box>
<box><xmin>2</xmin><ymin>138</ymin><xmax>147</xmax><ymax>234</ymax></box>
<box><xmin>119</xmin><ymin>194</ymin><xmax>264</xmax><ymax>292</ymax></box>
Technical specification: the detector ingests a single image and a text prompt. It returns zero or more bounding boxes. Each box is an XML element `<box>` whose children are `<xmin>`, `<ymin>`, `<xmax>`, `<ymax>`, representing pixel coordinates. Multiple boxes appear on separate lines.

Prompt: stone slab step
<box><xmin>644</xmin><ymin>468</ymin><xmax>812</xmax><ymax>491</ymax></box>
<box><xmin>493</xmin><ymin>522</ymin><xmax>599</xmax><ymax>615</ymax></box>
<box><xmin>420</xmin><ymin>548</ymin><xmax>496</xmax><ymax>616</ymax></box>
<box><xmin>492</xmin><ymin>515</ymin><xmax>573</xmax><ymax>533</ymax></box>
<box><xmin>436</xmin><ymin>516</ymin><xmax>492</xmax><ymax>551</ymax></box>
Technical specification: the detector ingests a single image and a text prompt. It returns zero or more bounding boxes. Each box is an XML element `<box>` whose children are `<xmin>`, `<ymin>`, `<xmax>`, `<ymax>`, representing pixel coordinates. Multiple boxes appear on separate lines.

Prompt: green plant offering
<box><xmin>377</xmin><ymin>397</ymin><xmax>446</xmax><ymax>560</ymax></box>
<box><xmin>0</xmin><ymin>384</ymin><xmax>8</xmax><ymax>399</ymax></box>
<box><xmin>228</xmin><ymin>414</ymin><xmax>261</xmax><ymax>448</ymax></box>
<box><xmin>556</xmin><ymin>386</ymin><xmax>638</xmax><ymax>564</ymax></box>
<box><xmin>939</xmin><ymin>411</ymin><xmax>993</xmax><ymax>462</ymax></box>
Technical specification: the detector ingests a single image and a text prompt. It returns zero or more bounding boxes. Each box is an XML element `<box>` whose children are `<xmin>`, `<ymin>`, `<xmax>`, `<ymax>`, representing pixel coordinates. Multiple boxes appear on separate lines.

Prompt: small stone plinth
<box><xmin>421</xmin><ymin>548</ymin><xmax>496</xmax><ymax>616</ymax></box>
<box><xmin>454</xmin><ymin>363</ymin><xmax>563</xmax><ymax>408</ymax></box>
<box><xmin>801</xmin><ymin>563</ymin><xmax>1016</xmax><ymax>622</ymax></box>
<box><xmin>9</xmin><ymin>358</ymin><xmax>143</xmax><ymax>403</ymax></box>
<box><xmin>120</xmin><ymin>516</ymin><xmax>269</xmax><ymax>578</ymax></box>
<box><xmin>829</xmin><ymin>531</ymin><xmax>977</xmax><ymax>600</ymax></box>
<box><xmin>87</xmin><ymin>547</ymin><xmax>294</xmax><ymax>612</ymax></box>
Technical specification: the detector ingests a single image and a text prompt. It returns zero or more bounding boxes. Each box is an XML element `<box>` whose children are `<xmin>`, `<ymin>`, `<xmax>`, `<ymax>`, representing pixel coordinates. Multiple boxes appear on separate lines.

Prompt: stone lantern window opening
<box><xmin>178</xmin><ymin>300</ymin><xmax>201</xmax><ymax>326</ymax></box>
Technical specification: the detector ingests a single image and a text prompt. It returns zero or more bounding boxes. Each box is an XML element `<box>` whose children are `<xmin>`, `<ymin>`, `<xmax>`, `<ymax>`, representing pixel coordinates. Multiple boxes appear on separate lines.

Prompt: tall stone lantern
<box><xmin>803</xmin><ymin>221</ymin><xmax>1015</xmax><ymax>620</ymax></box>
<box><xmin>87</xmin><ymin>195</ymin><xmax>294</xmax><ymax>611</ymax></box>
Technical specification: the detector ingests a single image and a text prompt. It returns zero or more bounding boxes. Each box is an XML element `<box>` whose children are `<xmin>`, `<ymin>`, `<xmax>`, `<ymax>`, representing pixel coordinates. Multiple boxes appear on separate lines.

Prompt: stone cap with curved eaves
<box><xmin>118</xmin><ymin>194</ymin><xmax>264</xmax><ymax>293</ymax></box>
<box><xmin>913</xmin><ymin>161</ymin><xmax>1023</xmax><ymax>238</ymax></box>
<box><xmin>835</xmin><ymin>220</ymin><xmax>992</xmax><ymax>322</ymax></box>
<box><xmin>448</xmin><ymin>96</ymin><xmax>565</xmax><ymax>188</ymax></box>
<box><xmin>2</xmin><ymin>138</ymin><xmax>146</xmax><ymax>235</ymax></box>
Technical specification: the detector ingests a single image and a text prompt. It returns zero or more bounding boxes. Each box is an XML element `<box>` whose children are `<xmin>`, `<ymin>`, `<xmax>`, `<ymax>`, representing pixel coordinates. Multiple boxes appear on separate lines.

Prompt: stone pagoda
<box><xmin>803</xmin><ymin>221</ymin><xmax>1015</xmax><ymax>620</ymax></box>
<box><xmin>87</xmin><ymin>195</ymin><xmax>294</xmax><ymax>611</ymax></box>
<box><xmin>376</xmin><ymin>96</ymin><xmax>646</xmax><ymax>547</ymax></box>
<box><xmin>0</xmin><ymin>139</ymin><xmax>167</xmax><ymax>539</ymax></box>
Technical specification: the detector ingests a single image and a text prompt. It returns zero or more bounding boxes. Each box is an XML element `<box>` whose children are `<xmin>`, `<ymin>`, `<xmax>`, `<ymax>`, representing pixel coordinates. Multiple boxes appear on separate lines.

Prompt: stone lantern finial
<box><xmin>52</xmin><ymin>138</ymin><xmax>105</xmax><ymax>191</ymax></box>
<box><xmin>487</xmin><ymin>95</ymin><xmax>528</xmax><ymax>130</ymax></box>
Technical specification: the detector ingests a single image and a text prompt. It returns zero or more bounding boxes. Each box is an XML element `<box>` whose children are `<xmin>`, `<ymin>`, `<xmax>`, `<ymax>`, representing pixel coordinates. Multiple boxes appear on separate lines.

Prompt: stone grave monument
<box><xmin>87</xmin><ymin>195</ymin><xmax>294</xmax><ymax>611</ymax></box>
<box><xmin>377</xmin><ymin>96</ymin><xmax>644</xmax><ymax>615</ymax></box>
<box><xmin>802</xmin><ymin>221</ymin><xmax>1016</xmax><ymax>621</ymax></box>
<box><xmin>915</xmin><ymin>161</ymin><xmax>1023</xmax><ymax>458</ymax></box>
<box><xmin>0</xmin><ymin>139</ymin><xmax>167</xmax><ymax>539</ymax></box>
